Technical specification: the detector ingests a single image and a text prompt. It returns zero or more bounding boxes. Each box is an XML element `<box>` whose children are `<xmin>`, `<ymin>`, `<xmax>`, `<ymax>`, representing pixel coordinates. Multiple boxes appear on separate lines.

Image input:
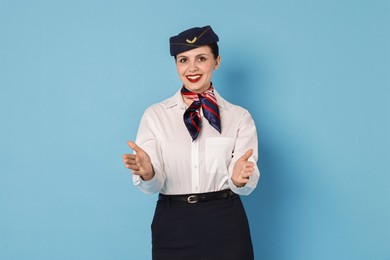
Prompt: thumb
<box><xmin>240</xmin><ymin>149</ymin><xmax>253</xmax><ymax>161</ymax></box>
<box><xmin>127</xmin><ymin>141</ymin><xmax>143</xmax><ymax>153</ymax></box>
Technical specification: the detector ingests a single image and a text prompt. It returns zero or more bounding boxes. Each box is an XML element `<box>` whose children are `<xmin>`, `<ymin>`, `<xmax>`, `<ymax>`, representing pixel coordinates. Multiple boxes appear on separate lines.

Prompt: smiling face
<box><xmin>176</xmin><ymin>45</ymin><xmax>220</xmax><ymax>93</ymax></box>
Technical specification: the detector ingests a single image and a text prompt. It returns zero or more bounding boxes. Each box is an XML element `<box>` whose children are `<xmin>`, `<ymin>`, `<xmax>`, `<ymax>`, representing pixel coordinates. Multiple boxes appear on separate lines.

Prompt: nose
<box><xmin>188</xmin><ymin>61</ymin><xmax>199</xmax><ymax>73</ymax></box>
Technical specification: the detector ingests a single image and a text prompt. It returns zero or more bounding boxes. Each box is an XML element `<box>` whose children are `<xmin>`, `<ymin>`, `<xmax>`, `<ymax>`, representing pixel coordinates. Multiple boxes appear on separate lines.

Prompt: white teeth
<box><xmin>187</xmin><ymin>75</ymin><xmax>201</xmax><ymax>80</ymax></box>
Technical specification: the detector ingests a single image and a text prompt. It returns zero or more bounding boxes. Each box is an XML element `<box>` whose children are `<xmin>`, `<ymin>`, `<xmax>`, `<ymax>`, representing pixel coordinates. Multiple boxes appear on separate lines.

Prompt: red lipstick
<box><xmin>186</xmin><ymin>74</ymin><xmax>202</xmax><ymax>83</ymax></box>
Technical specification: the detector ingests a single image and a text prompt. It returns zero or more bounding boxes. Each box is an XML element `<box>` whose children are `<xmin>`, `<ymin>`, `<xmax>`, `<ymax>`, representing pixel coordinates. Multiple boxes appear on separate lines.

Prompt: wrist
<box><xmin>232</xmin><ymin>178</ymin><xmax>245</xmax><ymax>188</ymax></box>
<box><xmin>140</xmin><ymin>164</ymin><xmax>155</xmax><ymax>181</ymax></box>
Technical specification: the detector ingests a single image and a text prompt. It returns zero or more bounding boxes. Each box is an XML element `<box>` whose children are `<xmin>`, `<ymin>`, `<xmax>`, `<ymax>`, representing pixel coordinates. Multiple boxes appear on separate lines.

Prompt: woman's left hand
<box><xmin>232</xmin><ymin>149</ymin><xmax>254</xmax><ymax>187</ymax></box>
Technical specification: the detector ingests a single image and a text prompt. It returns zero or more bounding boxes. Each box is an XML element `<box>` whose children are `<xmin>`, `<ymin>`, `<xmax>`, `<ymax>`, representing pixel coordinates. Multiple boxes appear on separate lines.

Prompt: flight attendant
<box><xmin>123</xmin><ymin>25</ymin><xmax>260</xmax><ymax>260</ymax></box>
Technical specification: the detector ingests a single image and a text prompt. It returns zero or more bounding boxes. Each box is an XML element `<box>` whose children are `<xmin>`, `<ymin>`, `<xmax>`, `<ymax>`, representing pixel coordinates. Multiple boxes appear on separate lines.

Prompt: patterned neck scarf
<box><xmin>181</xmin><ymin>85</ymin><xmax>221</xmax><ymax>141</ymax></box>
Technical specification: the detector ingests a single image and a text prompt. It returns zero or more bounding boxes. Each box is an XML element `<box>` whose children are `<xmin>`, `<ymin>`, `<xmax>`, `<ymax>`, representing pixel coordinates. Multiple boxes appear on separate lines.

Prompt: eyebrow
<box><xmin>177</xmin><ymin>53</ymin><xmax>210</xmax><ymax>59</ymax></box>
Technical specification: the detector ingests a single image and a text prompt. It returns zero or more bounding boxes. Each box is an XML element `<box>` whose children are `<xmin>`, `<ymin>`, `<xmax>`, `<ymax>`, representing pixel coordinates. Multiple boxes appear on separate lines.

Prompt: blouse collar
<box><xmin>163</xmin><ymin>87</ymin><xmax>227</xmax><ymax>110</ymax></box>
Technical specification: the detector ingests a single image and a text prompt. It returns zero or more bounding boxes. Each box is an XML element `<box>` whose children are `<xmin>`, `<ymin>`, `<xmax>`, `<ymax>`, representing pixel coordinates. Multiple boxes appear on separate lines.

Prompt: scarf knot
<box><xmin>181</xmin><ymin>85</ymin><xmax>221</xmax><ymax>141</ymax></box>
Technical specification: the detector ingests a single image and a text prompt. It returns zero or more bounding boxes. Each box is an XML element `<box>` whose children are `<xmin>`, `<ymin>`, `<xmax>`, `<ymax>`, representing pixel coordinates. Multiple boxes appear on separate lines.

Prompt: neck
<box><xmin>181</xmin><ymin>83</ymin><xmax>215</xmax><ymax>107</ymax></box>
<box><xmin>183</xmin><ymin>82</ymin><xmax>213</xmax><ymax>94</ymax></box>
<box><xmin>182</xmin><ymin>95</ymin><xmax>194</xmax><ymax>107</ymax></box>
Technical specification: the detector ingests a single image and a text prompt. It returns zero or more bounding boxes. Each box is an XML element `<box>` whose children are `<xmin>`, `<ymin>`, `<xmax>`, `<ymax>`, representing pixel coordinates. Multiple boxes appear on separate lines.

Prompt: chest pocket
<box><xmin>205</xmin><ymin>137</ymin><xmax>235</xmax><ymax>173</ymax></box>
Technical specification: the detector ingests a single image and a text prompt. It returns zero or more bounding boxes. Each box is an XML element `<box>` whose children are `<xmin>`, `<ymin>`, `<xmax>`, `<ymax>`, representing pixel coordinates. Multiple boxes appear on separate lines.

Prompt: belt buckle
<box><xmin>187</xmin><ymin>195</ymin><xmax>199</xmax><ymax>204</ymax></box>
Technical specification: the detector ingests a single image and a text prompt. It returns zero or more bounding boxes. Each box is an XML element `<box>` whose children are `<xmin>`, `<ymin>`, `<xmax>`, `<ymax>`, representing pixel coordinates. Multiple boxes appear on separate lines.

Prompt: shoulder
<box><xmin>216</xmin><ymin>92</ymin><xmax>251</xmax><ymax>116</ymax></box>
<box><xmin>142</xmin><ymin>90</ymin><xmax>182</xmax><ymax>116</ymax></box>
<box><xmin>215</xmin><ymin>92</ymin><xmax>257</xmax><ymax>130</ymax></box>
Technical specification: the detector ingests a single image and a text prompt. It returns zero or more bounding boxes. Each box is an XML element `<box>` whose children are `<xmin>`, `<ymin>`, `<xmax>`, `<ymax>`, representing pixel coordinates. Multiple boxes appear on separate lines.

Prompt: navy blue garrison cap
<box><xmin>169</xmin><ymin>25</ymin><xmax>219</xmax><ymax>56</ymax></box>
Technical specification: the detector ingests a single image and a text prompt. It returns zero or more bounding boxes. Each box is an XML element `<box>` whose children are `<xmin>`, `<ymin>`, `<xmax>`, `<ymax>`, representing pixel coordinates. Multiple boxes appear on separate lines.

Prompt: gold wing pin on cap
<box><xmin>186</xmin><ymin>37</ymin><xmax>197</xmax><ymax>44</ymax></box>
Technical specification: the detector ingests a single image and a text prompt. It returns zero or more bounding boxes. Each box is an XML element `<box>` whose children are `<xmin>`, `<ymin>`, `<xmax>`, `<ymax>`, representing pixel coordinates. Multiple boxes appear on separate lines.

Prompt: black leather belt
<box><xmin>158</xmin><ymin>189</ymin><xmax>237</xmax><ymax>204</ymax></box>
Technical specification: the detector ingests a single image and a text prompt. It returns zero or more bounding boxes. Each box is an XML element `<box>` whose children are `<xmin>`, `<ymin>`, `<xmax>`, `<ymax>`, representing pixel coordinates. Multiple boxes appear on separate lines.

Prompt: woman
<box><xmin>123</xmin><ymin>25</ymin><xmax>260</xmax><ymax>260</ymax></box>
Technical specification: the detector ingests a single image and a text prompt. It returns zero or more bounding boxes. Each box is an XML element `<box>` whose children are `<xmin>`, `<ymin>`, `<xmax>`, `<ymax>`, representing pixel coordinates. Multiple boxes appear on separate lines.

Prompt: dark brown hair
<box><xmin>174</xmin><ymin>43</ymin><xmax>219</xmax><ymax>60</ymax></box>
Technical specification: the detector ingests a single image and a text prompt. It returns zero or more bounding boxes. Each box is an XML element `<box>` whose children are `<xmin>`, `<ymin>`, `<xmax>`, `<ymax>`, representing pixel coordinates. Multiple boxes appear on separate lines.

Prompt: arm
<box><xmin>124</xmin><ymin>109</ymin><xmax>165</xmax><ymax>194</ymax></box>
<box><xmin>228</xmin><ymin>110</ymin><xmax>260</xmax><ymax>195</ymax></box>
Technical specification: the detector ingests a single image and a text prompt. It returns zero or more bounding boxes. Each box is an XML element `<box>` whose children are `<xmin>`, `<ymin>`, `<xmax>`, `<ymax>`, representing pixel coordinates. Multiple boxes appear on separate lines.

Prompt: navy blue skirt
<box><xmin>151</xmin><ymin>191</ymin><xmax>254</xmax><ymax>260</ymax></box>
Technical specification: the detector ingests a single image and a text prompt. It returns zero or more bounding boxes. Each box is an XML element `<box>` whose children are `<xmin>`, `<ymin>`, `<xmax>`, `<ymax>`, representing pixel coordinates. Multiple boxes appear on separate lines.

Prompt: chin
<box><xmin>185</xmin><ymin>82</ymin><xmax>208</xmax><ymax>93</ymax></box>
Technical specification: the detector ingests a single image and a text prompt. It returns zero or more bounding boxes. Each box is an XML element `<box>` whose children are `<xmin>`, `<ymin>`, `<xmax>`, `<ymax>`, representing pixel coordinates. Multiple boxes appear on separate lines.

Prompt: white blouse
<box><xmin>132</xmin><ymin>88</ymin><xmax>260</xmax><ymax>196</ymax></box>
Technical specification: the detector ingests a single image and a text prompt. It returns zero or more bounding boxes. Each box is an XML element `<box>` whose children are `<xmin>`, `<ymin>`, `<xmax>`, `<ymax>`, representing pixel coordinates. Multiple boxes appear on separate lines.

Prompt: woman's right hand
<box><xmin>123</xmin><ymin>141</ymin><xmax>155</xmax><ymax>181</ymax></box>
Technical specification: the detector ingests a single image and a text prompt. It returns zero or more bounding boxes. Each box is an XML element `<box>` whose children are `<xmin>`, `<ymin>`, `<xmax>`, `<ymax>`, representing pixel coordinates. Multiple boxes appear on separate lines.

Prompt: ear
<box><xmin>214</xmin><ymin>56</ymin><xmax>221</xmax><ymax>70</ymax></box>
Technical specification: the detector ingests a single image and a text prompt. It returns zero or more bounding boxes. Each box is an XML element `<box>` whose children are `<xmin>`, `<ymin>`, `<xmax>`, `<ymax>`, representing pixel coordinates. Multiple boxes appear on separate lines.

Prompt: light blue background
<box><xmin>1</xmin><ymin>0</ymin><xmax>389</xmax><ymax>259</ymax></box>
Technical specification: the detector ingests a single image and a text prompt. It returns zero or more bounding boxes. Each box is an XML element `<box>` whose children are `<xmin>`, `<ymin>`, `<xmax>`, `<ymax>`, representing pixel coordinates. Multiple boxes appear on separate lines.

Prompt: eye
<box><xmin>178</xmin><ymin>58</ymin><xmax>187</xmax><ymax>63</ymax></box>
<box><xmin>198</xmin><ymin>56</ymin><xmax>207</xmax><ymax>62</ymax></box>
